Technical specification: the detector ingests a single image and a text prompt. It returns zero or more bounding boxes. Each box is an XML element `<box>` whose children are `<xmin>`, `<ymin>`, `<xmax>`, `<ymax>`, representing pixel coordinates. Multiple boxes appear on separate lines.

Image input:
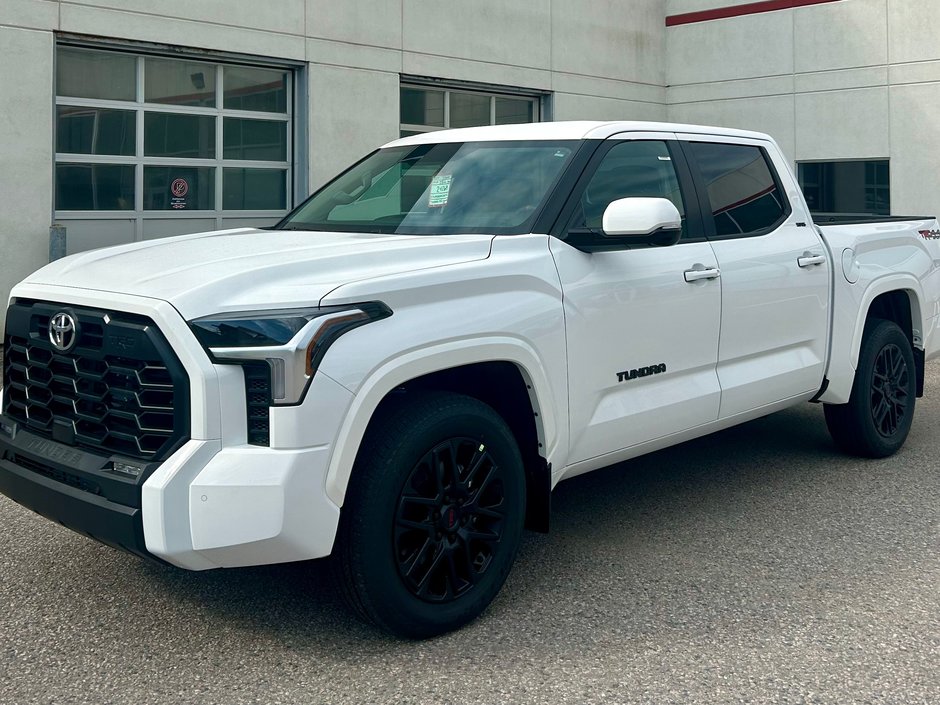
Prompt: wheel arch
<box><xmin>854</xmin><ymin>287</ymin><xmax>923</xmax><ymax>356</ymax></box>
<box><xmin>823</xmin><ymin>316</ymin><xmax>919</xmax><ymax>458</ymax></box>
<box><xmin>324</xmin><ymin>339</ymin><xmax>560</xmax><ymax>530</ymax></box>
<box><xmin>823</xmin><ymin>275</ymin><xmax>926</xmax><ymax>403</ymax></box>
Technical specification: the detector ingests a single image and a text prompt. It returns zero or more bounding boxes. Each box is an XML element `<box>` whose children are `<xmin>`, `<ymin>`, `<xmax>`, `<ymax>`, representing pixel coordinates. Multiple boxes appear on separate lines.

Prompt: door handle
<box><xmin>683</xmin><ymin>266</ymin><xmax>721</xmax><ymax>283</ymax></box>
<box><xmin>798</xmin><ymin>253</ymin><xmax>827</xmax><ymax>268</ymax></box>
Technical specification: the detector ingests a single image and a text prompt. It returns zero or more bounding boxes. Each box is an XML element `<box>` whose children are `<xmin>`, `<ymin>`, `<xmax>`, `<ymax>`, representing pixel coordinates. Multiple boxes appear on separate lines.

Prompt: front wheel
<box><xmin>331</xmin><ymin>392</ymin><xmax>526</xmax><ymax>638</ymax></box>
<box><xmin>824</xmin><ymin>318</ymin><xmax>916</xmax><ymax>458</ymax></box>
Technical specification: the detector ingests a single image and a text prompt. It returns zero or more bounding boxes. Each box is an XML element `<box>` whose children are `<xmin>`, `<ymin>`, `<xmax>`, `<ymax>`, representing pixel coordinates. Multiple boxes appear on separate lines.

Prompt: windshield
<box><xmin>278</xmin><ymin>140</ymin><xmax>579</xmax><ymax>235</ymax></box>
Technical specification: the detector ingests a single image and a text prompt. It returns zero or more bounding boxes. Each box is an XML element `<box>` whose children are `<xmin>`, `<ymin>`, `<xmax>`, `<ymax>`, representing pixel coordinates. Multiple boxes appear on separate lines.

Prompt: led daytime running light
<box><xmin>193</xmin><ymin>302</ymin><xmax>391</xmax><ymax>405</ymax></box>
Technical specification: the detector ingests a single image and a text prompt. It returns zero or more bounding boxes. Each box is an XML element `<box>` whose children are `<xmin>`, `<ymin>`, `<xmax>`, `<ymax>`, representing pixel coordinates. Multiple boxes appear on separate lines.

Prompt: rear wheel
<box><xmin>332</xmin><ymin>392</ymin><xmax>525</xmax><ymax>638</ymax></box>
<box><xmin>824</xmin><ymin>319</ymin><xmax>916</xmax><ymax>458</ymax></box>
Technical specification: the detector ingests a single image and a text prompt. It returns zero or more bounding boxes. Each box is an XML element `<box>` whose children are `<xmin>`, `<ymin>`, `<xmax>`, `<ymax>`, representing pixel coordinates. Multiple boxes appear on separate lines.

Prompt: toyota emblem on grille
<box><xmin>48</xmin><ymin>312</ymin><xmax>78</xmax><ymax>352</ymax></box>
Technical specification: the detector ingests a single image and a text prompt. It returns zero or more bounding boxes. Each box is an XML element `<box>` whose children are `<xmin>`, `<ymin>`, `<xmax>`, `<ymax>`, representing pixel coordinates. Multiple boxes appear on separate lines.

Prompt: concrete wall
<box><xmin>303</xmin><ymin>0</ymin><xmax>667</xmax><ymax>185</ymax></box>
<box><xmin>666</xmin><ymin>0</ymin><xmax>940</xmax><ymax>218</ymax></box>
<box><xmin>0</xmin><ymin>0</ymin><xmax>669</xmax><ymax>190</ymax></box>
<box><xmin>0</xmin><ymin>22</ymin><xmax>54</xmax><ymax>328</ymax></box>
<box><xmin>0</xmin><ymin>0</ymin><xmax>667</xmax><ymax>324</ymax></box>
<box><xmin>0</xmin><ymin>0</ymin><xmax>666</xmax><ymax>328</ymax></box>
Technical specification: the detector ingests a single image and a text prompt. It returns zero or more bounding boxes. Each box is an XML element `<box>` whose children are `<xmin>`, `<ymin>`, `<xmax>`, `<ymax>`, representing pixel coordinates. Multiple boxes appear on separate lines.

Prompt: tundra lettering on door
<box><xmin>617</xmin><ymin>364</ymin><xmax>667</xmax><ymax>382</ymax></box>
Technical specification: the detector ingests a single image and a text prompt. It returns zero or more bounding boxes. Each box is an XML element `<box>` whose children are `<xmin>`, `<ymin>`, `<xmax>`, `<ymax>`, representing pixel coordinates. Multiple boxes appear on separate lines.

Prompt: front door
<box><xmin>550</xmin><ymin>137</ymin><xmax>722</xmax><ymax>466</ymax></box>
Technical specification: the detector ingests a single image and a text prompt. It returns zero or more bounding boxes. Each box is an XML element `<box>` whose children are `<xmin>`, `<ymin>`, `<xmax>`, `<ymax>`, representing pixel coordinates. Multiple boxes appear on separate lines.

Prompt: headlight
<box><xmin>189</xmin><ymin>302</ymin><xmax>392</xmax><ymax>405</ymax></box>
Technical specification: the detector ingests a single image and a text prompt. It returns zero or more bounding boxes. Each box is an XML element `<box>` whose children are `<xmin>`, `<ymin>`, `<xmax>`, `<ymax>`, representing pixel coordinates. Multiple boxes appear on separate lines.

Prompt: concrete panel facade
<box><xmin>667</xmin><ymin>0</ymin><xmax>940</xmax><ymax>220</ymax></box>
<box><xmin>888</xmin><ymin>82</ymin><xmax>940</xmax><ymax>217</ymax></box>
<box><xmin>0</xmin><ymin>25</ymin><xmax>54</xmax><ymax>326</ymax></box>
<box><xmin>308</xmin><ymin>65</ymin><xmax>401</xmax><ymax>188</ymax></box>
<box><xmin>669</xmin><ymin>93</ymin><xmax>797</xmax><ymax>160</ymax></box>
<box><xmin>57</xmin><ymin>2</ymin><xmax>308</xmax><ymax>61</ymax></box>
<box><xmin>403</xmin><ymin>0</ymin><xmax>553</xmax><ymax>71</ymax></box>
<box><xmin>889</xmin><ymin>0</ymin><xmax>940</xmax><ymax>64</ymax></box>
<box><xmin>794</xmin><ymin>86</ymin><xmax>890</xmax><ymax>160</ymax></box>
<box><xmin>307</xmin><ymin>0</ymin><xmax>403</xmax><ymax>49</ymax></box>
<box><xmin>551</xmin><ymin>0</ymin><xmax>665</xmax><ymax>85</ymax></box>
<box><xmin>793</xmin><ymin>0</ymin><xmax>887</xmax><ymax>73</ymax></box>
<box><xmin>0</xmin><ymin>0</ymin><xmax>666</xmax><ymax>324</ymax></box>
<box><xmin>667</xmin><ymin>12</ymin><xmax>795</xmax><ymax>85</ymax></box>
<box><xmin>553</xmin><ymin>93</ymin><xmax>666</xmax><ymax>122</ymax></box>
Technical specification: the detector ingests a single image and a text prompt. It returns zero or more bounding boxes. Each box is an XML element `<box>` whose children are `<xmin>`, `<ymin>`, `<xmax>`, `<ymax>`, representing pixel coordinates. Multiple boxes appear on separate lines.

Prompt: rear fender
<box><xmin>821</xmin><ymin>275</ymin><xmax>925</xmax><ymax>404</ymax></box>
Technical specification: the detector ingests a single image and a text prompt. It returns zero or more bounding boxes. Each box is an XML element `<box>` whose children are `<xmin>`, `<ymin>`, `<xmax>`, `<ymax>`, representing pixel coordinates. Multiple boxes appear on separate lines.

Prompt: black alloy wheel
<box><xmin>331</xmin><ymin>391</ymin><xmax>525</xmax><ymax>638</ymax></box>
<box><xmin>394</xmin><ymin>437</ymin><xmax>507</xmax><ymax>602</ymax></box>
<box><xmin>869</xmin><ymin>342</ymin><xmax>911</xmax><ymax>438</ymax></box>
<box><xmin>825</xmin><ymin>318</ymin><xmax>916</xmax><ymax>458</ymax></box>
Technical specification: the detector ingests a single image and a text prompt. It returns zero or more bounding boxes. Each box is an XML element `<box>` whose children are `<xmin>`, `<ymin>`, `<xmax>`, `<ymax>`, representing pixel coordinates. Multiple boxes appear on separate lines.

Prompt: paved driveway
<box><xmin>1</xmin><ymin>365</ymin><xmax>938</xmax><ymax>704</ymax></box>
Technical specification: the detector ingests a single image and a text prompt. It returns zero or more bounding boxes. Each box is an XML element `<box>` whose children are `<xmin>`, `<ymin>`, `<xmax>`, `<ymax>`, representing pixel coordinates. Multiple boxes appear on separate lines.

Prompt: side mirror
<box><xmin>602</xmin><ymin>197</ymin><xmax>682</xmax><ymax>247</ymax></box>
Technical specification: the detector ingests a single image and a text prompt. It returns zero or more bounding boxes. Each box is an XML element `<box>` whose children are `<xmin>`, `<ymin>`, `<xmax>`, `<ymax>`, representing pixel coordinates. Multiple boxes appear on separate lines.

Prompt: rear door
<box><xmin>679</xmin><ymin>136</ymin><xmax>830</xmax><ymax>419</ymax></box>
<box><xmin>550</xmin><ymin>134</ymin><xmax>722</xmax><ymax>465</ymax></box>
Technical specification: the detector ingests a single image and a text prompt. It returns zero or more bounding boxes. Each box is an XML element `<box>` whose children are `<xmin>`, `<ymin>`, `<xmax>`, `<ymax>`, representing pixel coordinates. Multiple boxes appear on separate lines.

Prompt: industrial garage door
<box><xmin>54</xmin><ymin>45</ymin><xmax>294</xmax><ymax>253</ymax></box>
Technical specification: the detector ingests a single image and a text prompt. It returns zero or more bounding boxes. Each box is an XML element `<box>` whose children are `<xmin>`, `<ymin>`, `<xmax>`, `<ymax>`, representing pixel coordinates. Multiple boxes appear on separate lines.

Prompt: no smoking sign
<box><xmin>170</xmin><ymin>178</ymin><xmax>189</xmax><ymax>209</ymax></box>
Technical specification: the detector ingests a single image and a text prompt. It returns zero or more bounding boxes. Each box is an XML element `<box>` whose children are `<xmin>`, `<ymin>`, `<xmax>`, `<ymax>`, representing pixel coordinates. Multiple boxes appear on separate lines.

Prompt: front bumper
<box><xmin>141</xmin><ymin>437</ymin><xmax>343</xmax><ymax>570</ymax></box>
<box><xmin>0</xmin><ymin>426</ymin><xmax>152</xmax><ymax>560</ymax></box>
<box><xmin>0</xmin><ymin>413</ymin><xmax>345</xmax><ymax>571</ymax></box>
<box><xmin>1</xmin><ymin>284</ymin><xmax>354</xmax><ymax>571</ymax></box>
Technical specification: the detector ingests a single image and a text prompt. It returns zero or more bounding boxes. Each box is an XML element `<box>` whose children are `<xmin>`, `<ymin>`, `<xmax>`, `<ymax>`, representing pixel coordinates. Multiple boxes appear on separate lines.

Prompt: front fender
<box><xmin>323</xmin><ymin>337</ymin><xmax>565</xmax><ymax>507</ymax></box>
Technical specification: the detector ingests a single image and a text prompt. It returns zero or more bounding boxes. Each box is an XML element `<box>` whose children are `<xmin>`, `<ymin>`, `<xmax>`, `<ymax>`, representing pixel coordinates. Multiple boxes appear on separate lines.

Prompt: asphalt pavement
<box><xmin>1</xmin><ymin>365</ymin><xmax>938</xmax><ymax>704</ymax></box>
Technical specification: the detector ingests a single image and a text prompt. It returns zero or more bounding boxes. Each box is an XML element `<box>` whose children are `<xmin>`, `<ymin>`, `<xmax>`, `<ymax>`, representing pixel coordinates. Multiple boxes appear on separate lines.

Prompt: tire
<box><xmin>331</xmin><ymin>391</ymin><xmax>526</xmax><ymax>638</ymax></box>
<box><xmin>824</xmin><ymin>319</ymin><xmax>916</xmax><ymax>458</ymax></box>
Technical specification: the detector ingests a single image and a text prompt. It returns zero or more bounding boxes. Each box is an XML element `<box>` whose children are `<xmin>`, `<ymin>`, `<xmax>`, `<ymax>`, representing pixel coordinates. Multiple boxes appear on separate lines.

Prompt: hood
<box><xmin>24</xmin><ymin>228</ymin><xmax>494</xmax><ymax>319</ymax></box>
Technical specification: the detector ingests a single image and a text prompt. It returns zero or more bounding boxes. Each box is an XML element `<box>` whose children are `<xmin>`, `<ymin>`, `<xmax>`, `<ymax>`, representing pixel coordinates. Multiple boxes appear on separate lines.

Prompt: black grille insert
<box><xmin>11</xmin><ymin>453</ymin><xmax>103</xmax><ymax>496</ymax></box>
<box><xmin>242</xmin><ymin>362</ymin><xmax>271</xmax><ymax>447</ymax></box>
<box><xmin>3</xmin><ymin>299</ymin><xmax>190</xmax><ymax>461</ymax></box>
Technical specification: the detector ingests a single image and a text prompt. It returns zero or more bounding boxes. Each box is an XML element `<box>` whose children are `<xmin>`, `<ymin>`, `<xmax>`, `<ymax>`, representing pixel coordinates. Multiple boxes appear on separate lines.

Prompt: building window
<box><xmin>55</xmin><ymin>45</ymin><xmax>292</xmax><ymax>238</ymax></box>
<box><xmin>797</xmin><ymin>160</ymin><xmax>890</xmax><ymax>216</ymax></box>
<box><xmin>399</xmin><ymin>83</ymin><xmax>539</xmax><ymax>137</ymax></box>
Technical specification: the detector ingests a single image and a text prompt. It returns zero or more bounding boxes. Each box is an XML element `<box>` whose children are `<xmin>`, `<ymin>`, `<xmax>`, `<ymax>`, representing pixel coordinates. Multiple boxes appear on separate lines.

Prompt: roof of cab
<box><xmin>383</xmin><ymin>120</ymin><xmax>773</xmax><ymax>148</ymax></box>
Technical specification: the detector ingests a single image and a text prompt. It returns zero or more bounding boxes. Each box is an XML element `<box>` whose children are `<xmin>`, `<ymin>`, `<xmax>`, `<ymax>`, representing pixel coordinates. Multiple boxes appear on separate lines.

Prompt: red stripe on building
<box><xmin>666</xmin><ymin>0</ymin><xmax>841</xmax><ymax>27</ymax></box>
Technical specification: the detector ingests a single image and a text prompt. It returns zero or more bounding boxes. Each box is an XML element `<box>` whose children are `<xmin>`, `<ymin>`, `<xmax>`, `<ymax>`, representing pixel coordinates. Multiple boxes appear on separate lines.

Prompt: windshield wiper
<box><xmin>276</xmin><ymin>224</ymin><xmax>398</xmax><ymax>234</ymax></box>
<box><xmin>277</xmin><ymin>224</ymin><xmax>324</xmax><ymax>231</ymax></box>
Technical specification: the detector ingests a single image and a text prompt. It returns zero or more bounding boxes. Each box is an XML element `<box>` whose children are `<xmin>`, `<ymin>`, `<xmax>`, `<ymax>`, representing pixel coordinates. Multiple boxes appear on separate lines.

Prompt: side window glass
<box><xmin>687</xmin><ymin>142</ymin><xmax>787</xmax><ymax>237</ymax></box>
<box><xmin>570</xmin><ymin>140</ymin><xmax>687</xmax><ymax>238</ymax></box>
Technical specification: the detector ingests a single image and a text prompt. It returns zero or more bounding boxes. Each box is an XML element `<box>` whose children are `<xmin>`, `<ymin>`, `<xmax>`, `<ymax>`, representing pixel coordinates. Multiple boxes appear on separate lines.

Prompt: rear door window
<box><xmin>686</xmin><ymin>142</ymin><xmax>789</xmax><ymax>237</ymax></box>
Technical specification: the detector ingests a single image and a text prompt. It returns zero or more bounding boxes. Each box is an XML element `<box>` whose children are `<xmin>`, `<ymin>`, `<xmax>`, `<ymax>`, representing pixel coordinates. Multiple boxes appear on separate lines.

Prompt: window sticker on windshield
<box><xmin>428</xmin><ymin>175</ymin><xmax>453</xmax><ymax>208</ymax></box>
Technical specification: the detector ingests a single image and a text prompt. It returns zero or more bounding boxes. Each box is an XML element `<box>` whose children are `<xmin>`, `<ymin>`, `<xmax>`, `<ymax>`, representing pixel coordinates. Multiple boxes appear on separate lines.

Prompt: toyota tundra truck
<box><xmin>2</xmin><ymin>121</ymin><xmax>939</xmax><ymax>638</ymax></box>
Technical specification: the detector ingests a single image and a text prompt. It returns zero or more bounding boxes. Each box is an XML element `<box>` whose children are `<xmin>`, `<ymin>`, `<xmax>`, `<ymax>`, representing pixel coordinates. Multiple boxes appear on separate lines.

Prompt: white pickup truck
<box><xmin>2</xmin><ymin>121</ymin><xmax>939</xmax><ymax>638</ymax></box>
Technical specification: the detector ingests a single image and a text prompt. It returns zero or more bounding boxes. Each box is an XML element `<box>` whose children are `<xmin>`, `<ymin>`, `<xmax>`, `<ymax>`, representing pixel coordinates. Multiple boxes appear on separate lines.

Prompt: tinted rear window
<box><xmin>688</xmin><ymin>142</ymin><xmax>787</xmax><ymax>237</ymax></box>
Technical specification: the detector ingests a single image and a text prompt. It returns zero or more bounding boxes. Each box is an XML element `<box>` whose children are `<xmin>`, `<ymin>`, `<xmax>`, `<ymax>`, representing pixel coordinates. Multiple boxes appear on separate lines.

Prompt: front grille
<box><xmin>3</xmin><ymin>299</ymin><xmax>190</xmax><ymax>461</ymax></box>
<box><xmin>242</xmin><ymin>362</ymin><xmax>271</xmax><ymax>446</ymax></box>
<box><xmin>10</xmin><ymin>453</ymin><xmax>103</xmax><ymax>496</ymax></box>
